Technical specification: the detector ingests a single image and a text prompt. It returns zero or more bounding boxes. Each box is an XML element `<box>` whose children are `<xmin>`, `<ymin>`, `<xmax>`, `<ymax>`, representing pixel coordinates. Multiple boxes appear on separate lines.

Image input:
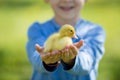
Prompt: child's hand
<box><xmin>61</xmin><ymin>40</ymin><xmax>84</xmax><ymax>64</ymax></box>
<box><xmin>35</xmin><ymin>44</ymin><xmax>61</xmax><ymax>64</ymax></box>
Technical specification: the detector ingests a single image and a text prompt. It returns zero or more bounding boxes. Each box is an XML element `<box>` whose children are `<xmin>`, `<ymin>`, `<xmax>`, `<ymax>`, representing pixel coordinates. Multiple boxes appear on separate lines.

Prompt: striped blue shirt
<box><xmin>26</xmin><ymin>18</ymin><xmax>106</xmax><ymax>80</ymax></box>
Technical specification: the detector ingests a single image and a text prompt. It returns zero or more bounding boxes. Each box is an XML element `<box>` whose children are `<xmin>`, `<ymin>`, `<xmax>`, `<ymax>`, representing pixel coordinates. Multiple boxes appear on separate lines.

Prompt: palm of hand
<box><xmin>36</xmin><ymin>44</ymin><xmax>61</xmax><ymax>64</ymax></box>
<box><xmin>36</xmin><ymin>40</ymin><xmax>83</xmax><ymax>64</ymax></box>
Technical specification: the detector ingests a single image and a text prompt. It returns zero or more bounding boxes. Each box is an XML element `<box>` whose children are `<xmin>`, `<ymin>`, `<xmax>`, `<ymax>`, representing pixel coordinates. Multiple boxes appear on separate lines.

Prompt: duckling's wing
<box><xmin>54</xmin><ymin>37</ymin><xmax>73</xmax><ymax>50</ymax></box>
<box><xmin>44</xmin><ymin>33</ymin><xmax>59</xmax><ymax>52</ymax></box>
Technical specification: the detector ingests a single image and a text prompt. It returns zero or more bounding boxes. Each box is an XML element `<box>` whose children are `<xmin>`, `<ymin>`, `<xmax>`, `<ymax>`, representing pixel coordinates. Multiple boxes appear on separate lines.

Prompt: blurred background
<box><xmin>0</xmin><ymin>0</ymin><xmax>120</xmax><ymax>80</ymax></box>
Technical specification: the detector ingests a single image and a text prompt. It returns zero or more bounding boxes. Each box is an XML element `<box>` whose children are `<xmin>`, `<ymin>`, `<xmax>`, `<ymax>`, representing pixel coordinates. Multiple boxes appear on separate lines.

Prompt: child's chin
<box><xmin>61</xmin><ymin>15</ymin><xmax>75</xmax><ymax>20</ymax></box>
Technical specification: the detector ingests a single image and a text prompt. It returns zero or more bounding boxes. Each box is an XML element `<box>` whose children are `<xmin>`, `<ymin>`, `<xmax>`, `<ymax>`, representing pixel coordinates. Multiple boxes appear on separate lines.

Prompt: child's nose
<box><xmin>62</xmin><ymin>0</ymin><xmax>72</xmax><ymax>2</ymax></box>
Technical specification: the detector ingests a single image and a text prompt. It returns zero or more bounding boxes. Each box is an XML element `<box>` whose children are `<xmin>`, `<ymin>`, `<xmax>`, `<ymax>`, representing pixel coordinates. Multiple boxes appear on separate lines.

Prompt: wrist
<box><xmin>43</xmin><ymin>60</ymin><xmax>57</xmax><ymax>65</ymax></box>
<box><xmin>47</xmin><ymin>62</ymin><xmax>59</xmax><ymax>67</ymax></box>
<box><xmin>61</xmin><ymin>57</ymin><xmax>76</xmax><ymax>70</ymax></box>
<box><xmin>43</xmin><ymin>61</ymin><xmax>58</xmax><ymax>72</ymax></box>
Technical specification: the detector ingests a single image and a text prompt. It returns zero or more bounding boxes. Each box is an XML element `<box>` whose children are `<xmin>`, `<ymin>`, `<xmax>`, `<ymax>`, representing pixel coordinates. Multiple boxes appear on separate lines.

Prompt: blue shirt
<box><xmin>26</xmin><ymin>18</ymin><xmax>106</xmax><ymax>80</ymax></box>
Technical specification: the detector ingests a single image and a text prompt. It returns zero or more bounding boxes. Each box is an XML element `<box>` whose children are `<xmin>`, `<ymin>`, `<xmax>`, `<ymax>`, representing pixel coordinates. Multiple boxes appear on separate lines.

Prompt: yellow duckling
<box><xmin>44</xmin><ymin>24</ymin><xmax>78</xmax><ymax>52</ymax></box>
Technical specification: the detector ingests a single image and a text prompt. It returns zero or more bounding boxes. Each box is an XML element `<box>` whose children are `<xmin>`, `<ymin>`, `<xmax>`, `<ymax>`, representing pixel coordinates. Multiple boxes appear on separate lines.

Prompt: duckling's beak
<box><xmin>72</xmin><ymin>34</ymin><xmax>78</xmax><ymax>39</ymax></box>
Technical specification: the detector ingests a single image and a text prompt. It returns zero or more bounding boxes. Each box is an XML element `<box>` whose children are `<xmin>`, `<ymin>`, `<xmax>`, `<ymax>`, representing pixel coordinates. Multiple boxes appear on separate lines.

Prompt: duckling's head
<box><xmin>59</xmin><ymin>24</ymin><xmax>78</xmax><ymax>39</ymax></box>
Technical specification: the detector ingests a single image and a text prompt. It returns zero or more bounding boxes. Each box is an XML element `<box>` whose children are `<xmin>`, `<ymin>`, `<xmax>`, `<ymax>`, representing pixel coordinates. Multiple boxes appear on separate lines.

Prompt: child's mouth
<box><xmin>59</xmin><ymin>6</ymin><xmax>74</xmax><ymax>11</ymax></box>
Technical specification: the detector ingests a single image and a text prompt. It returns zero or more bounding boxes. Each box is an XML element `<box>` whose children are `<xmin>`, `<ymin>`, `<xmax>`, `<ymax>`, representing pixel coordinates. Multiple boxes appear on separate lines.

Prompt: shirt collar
<box><xmin>51</xmin><ymin>18</ymin><xmax>83</xmax><ymax>30</ymax></box>
<box><xmin>51</xmin><ymin>18</ymin><xmax>61</xmax><ymax>30</ymax></box>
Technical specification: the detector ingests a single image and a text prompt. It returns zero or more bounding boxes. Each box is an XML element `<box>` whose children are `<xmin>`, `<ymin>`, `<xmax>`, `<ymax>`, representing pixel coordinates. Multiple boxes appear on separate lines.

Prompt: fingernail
<box><xmin>35</xmin><ymin>44</ymin><xmax>39</xmax><ymax>47</ymax></box>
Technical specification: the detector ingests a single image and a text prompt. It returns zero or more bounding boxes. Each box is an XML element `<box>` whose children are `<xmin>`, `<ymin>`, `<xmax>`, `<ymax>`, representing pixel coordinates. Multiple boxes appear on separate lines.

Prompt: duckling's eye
<box><xmin>69</xmin><ymin>30</ymin><xmax>73</xmax><ymax>33</ymax></box>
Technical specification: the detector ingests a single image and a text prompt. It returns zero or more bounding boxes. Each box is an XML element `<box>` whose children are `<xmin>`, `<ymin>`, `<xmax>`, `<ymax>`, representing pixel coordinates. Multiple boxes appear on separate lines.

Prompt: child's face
<box><xmin>45</xmin><ymin>0</ymin><xmax>85</xmax><ymax>20</ymax></box>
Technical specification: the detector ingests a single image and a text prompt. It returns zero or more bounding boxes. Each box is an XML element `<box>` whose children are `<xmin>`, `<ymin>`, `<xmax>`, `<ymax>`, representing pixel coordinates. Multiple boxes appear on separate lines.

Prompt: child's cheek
<box><xmin>49</xmin><ymin>0</ymin><xmax>59</xmax><ymax>5</ymax></box>
<box><xmin>75</xmin><ymin>0</ymin><xmax>85</xmax><ymax>7</ymax></box>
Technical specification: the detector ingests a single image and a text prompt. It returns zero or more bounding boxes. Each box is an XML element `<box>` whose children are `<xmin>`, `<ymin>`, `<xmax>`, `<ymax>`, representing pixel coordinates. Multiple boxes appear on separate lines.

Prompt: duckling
<box><xmin>44</xmin><ymin>24</ymin><xmax>78</xmax><ymax>52</ymax></box>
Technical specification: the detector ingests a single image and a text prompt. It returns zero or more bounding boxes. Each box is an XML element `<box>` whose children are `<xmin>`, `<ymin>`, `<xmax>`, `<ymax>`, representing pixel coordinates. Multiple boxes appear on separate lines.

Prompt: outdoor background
<box><xmin>0</xmin><ymin>0</ymin><xmax>120</xmax><ymax>80</ymax></box>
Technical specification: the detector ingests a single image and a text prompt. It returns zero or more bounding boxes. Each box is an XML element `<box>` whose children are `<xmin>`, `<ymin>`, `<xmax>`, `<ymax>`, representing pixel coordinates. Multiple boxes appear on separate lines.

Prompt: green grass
<box><xmin>0</xmin><ymin>1</ymin><xmax>120</xmax><ymax>80</ymax></box>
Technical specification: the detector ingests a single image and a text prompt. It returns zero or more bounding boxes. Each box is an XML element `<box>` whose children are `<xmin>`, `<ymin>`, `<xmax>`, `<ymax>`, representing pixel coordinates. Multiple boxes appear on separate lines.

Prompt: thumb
<box><xmin>35</xmin><ymin>44</ymin><xmax>44</xmax><ymax>54</ymax></box>
<box><xmin>74</xmin><ymin>40</ymin><xmax>84</xmax><ymax>49</ymax></box>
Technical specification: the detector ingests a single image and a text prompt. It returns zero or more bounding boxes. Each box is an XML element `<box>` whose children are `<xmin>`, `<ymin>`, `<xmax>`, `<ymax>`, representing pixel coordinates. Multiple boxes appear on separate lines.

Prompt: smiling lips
<box><xmin>59</xmin><ymin>6</ymin><xmax>74</xmax><ymax>11</ymax></box>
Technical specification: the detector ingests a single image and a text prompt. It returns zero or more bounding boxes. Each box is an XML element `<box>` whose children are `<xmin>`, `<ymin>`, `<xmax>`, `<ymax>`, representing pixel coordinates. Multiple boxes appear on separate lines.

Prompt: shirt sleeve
<box><xmin>26</xmin><ymin>22</ymin><xmax>56</xmax><ymax>73</ymax></box>
<box><xmin>65</xmin><ymin>25</ymin><xmax>106</xmax><ymax>76</ymax></box>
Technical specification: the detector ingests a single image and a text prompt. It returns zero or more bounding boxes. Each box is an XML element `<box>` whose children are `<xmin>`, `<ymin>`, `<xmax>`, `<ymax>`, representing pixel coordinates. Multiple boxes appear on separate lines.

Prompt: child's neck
<box><xmin>54</xmin><ymin>16</ymin><xmax>80</xmax><ymax>27</ymax></box>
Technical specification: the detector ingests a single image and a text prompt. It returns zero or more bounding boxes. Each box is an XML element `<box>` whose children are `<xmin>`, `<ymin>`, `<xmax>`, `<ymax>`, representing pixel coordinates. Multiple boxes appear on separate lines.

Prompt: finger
<box><xmin>65</xmin><ymin>49</ymin><xmax>69</xmax><ymax>58</ymax></box>
<box><xmin>43</xmin><ymin>54</ymin><xmax>55</xmax><ymax>63</ymax></box>
<box><xmin>58</xmin><ymin>53</ymin><xmax>61</xmax><ymax>58</ymax></box>
<box><xmin>61</xmin><ymin>50</ymin><xmax>65</xmax><ymax>59</ymax></box>
<box><xmin>47</xmin><ymin>52</ymin><xmax>58</xmax><ymax>59</ymax></box>
<box><xmin>49</xmin><ymin>50</ymin><xmax>59</xmax><ymax>56</ymax></box>
<box><xmin>61</xmin><ymin>45</ymin><xmax>69</xmax><ymax>53</ymax></box>
<box><xmin>47</xmin><ymin>52</ymin><xmax>58</xmax><ymax>62</ymax></box>
<box><xmin>65</xmin><ymin>48</ymin><xmax>69</xmax><ymax>52</ymax></box>
<box><xmin>42</xmin><ymin>52</ymin><xmax>50</xmax><ymax>60</ymax></box>
<box><xmin>46</xmin><ymin>50</ymin><xmax>60</xmax><ymax>56</ymax></box>
<box><xmin>41</xmin><ymin>52</ymin><xmax>55</xmax><ymax>64</ymax></box>
<box><xmin>61</xmin><ymin>51</ymin><xmax>64</xmax><ymax>59</ymax></box>
<box><xmin>69</xmin><ymin>49</ymin><xmax>75</xmax><ymax>59</ymax></box>
<box><xmin>70</xmin><ymin>45</ymin><xmax>78</xmax><ymax>55</ymax></box>
<box><xmin>48</xmin><ymin>50</ymin><xmax>59</xmax><ymax>62</ymax></box>
<box><xmin>54</xmin><ymin>54</ymin><xmax>60</xmax><ymax>61</ymax></box>
<box><xmin>35</xmin><ymin>44</ymin><xmax>44</xmax><ymax>54</ymax></box>
<box><xmin>53</xmin><ymin>50</ymin><xmax>60</xmax><ymax>55</ymax></box>
<box><xmin>57</xmin><ymin>50</ymin><xmax>61</xmax><ymax>55</ymax></box>
<box><xmin>46</xmin><ymin>52</ymin><xmax>52</xmax><ymax>56</ymax></box>
<box><xmin>61</xmin><ymin>49</ymin><xmax>66</xmax><ymax>53</ymax></box>
<box><xmin>74</xmin><ymin>40</ymin><xmax>84</xmax><ymax>49</ymax></box>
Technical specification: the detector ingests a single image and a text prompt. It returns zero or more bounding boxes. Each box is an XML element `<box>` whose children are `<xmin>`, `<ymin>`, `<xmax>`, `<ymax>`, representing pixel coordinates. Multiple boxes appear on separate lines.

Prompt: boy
<box><xmin>26</xmin><ymin>0</ymin><xmax>106</xmax><ymax>80</ymax></box>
